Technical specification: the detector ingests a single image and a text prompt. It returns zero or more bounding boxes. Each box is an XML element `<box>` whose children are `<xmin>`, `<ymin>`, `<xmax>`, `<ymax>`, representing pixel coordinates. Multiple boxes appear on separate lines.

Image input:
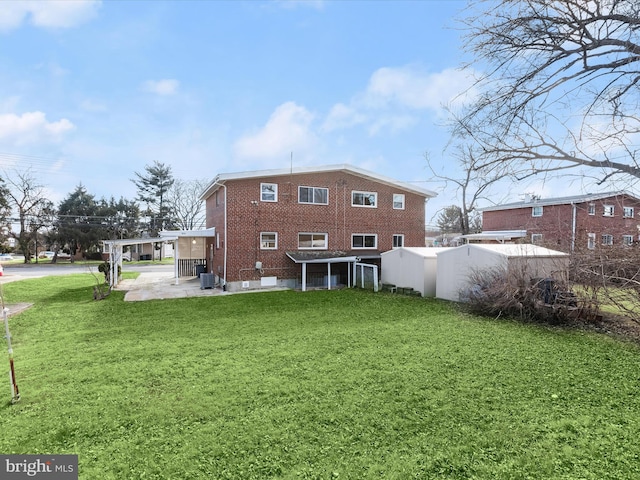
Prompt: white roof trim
<box><xmin>159</xmin><ymin>227</ymin><xmax>216</xmax><ymax>238</ymax></box>
<box><xmin>201</xmin><ymin>164</ymin><xmax>436</xmax><ymax>200</ymax></box>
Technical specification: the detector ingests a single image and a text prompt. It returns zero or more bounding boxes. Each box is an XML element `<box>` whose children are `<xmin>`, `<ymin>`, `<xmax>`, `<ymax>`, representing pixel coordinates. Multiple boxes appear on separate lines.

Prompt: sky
<box><xmin>0</xmin><ymin>0</ymin><xmax>573</xmax><ymax>226</ymax></box>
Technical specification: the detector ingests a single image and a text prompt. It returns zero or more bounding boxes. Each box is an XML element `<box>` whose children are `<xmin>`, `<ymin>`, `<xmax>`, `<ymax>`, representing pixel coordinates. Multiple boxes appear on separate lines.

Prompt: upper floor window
<box><xmin>532</xmin><ymin>206</ymin><xmax>543</xmax><ymax>217</ymax></box>
<box><xmin>299</xmin><ymin>186</ymin><xmax>328</xmax><ymax>205</ymax></box>
<box><xmin>352</xmin><ymin>191</ymin><xmax>377</xmax><ymax>208</ymax></box>
<box><xmin>588</xmin><ymin>203</ymin><xmax>595</xmax><ymax>215</ymax></box>
<box><xmin>393</xmin><ymin>194</ymin><xmax>405</xmax><ymax>210</ymax></box>
<box><xmin>603</xmin><ymin>205</ymin><xmax>614</xmax><ymax>217</ymax></box>
<box><xmin>393</xmin><ymin>234</ymin><xmax>404</xmax><ymax>248</ymax></box>
<box><xmin>352</xmin><ymin>234</ymin><xmax>377</xmax><ymax>249</ymax></box>
<box><xmin>624</xmin><ymin>206</ymin><xmax>634</xmax><ymax>218</ymax></box>
<box><xmin>260</xmin><ymin>232</ymin><xmax>277</xmax><ymax>250</ymax></box>
<box><xmin>602</xmin><ymin>234</ymin><xmax>613</xmax><ymax>246</ymax></box>
<box><xmin>623</xmin><ymin>235</ymin><xmax>634</xmax><ymax>246</ymax></box>
<box><xmin>298</xmin><ymin>233</ymin><xmax>327</xmax><ymax>250</ymax></box>
<box><xmin>261</xmin><ymin>183</ymin><xmax>277</xmax><ymax>202</ymax></box>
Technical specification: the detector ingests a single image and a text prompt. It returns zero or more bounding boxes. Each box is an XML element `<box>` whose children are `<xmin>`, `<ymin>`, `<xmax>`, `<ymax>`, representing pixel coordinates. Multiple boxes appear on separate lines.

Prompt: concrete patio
<box><xmin>116</xmin><ymin>271</ymin><xmax>227</xmax><ymax>301</ymax></box>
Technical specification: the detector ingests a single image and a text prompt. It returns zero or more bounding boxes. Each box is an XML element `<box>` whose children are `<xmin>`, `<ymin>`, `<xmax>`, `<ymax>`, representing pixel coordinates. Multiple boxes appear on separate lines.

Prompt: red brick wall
<box><xmin>205</xmin><ymin>171</ymin><xmax>427</xmax><ymax>283</ymax></box>
<box><xmin>482</xmin><ymin>194</ymin><xmax>640</xmax><ymax>251</ymax></box>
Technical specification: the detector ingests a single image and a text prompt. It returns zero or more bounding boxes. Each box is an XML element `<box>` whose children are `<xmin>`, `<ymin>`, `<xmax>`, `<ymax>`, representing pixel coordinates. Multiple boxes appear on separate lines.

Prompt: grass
<box><xmin>2</xmin><ymin>275</ymin><xmax>640</xmax><ymax>479</ymax></box>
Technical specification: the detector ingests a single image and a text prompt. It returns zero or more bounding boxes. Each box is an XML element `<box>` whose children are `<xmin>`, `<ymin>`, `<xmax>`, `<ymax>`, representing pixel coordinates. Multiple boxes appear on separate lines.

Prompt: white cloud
<box><xmin>0</xmin><ymin>111</ymin><xmax>75</xmax><ymax>146</ymax></box>
<box><xmin>234</xmin><ymin>101</ymin><xmax>317</xmax><ymax>159</ymax></box>
<box><xmin>364</xmin><ymin>66</ymin><xmax>476</xmax><ymax>110</ymax></box>
<box><xmin>322</xmin><ymin>65</ymin><xmax>479</xmax><ymax>136</ymax></box>
<box><xmin>0</xmin><ymin>0</ymin><xmax>101</xmax><ymax>32</ymax></box>
<box><xmin>142</xmin><ymin>79</ymin><xmax>180</xmax><ymax>96</ymax></box>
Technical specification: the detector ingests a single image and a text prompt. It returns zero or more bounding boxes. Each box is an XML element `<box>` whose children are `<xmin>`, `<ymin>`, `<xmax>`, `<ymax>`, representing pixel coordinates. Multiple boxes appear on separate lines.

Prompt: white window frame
<box><xmin>623</xmin><ymin>235</ymin><xmax>634</xmax><ymax>246</ymax></box>
<box><xmin>260</xmin><ymin>183</ymin><xmax>278</xmax><ymax>202</ymax></box>
<box><xmin>298</xmin><ymin>186</ymin><xmax>329</xmax><ymax>205</ymax></box>
<box><xmin>298</xmin><ymin>233</ymin><xmax>328</xmax><ymax>250</ymax></box>
<box><xmin>260</xmin><ymin>232</ymin><xmax>278</xmax><ymax>250</ymax></box>
<box><xmin>532</xmin><ymin>206</ymin><xmax>543</xmax><ymax>217</ymax></box>
<box><xmin>602</xmin><ymin>234</ymin><xmax>614</xmax><ymax>246</ymax></box>
<box><xmin>623</xmin><ymin>206</ymin><xmax>634</xmax><ymax>218</ymax></box>
<box><xmin>588</xmin><ymin>203</ymin><xmax>595</xmax><ymax>215</ymax></box>
<box><xmin>587</xmin><ymin>233</ymin><xmax>596</xmax><ymax>250</ymax></box>
<box><xmin>393</xmin><ymin>194</ymin><xmax>405</xmax><ymax>210</ymax></box>
<box><xmin>603</xmin><ymin>205</ymin><xmax>614</xmax><ymax>217</ymax></box>
<box><xmin>531</xmin><ymin>233</ymin><xmax>543</xmax><ymax>244</ymax></box>
<box><xmin>351</xmin><ymin>234</ymin><xmax>378</xmax><ymax>249</ymax></box>
<box><xmin>352</xmin><ymin>191</ymin><xmax>378</xmax><ymax>208</ymax></box>
<box><xmin>392</xmin><ymin>234</ymin><xmax>404</xmax><ymax>248</ymax></box>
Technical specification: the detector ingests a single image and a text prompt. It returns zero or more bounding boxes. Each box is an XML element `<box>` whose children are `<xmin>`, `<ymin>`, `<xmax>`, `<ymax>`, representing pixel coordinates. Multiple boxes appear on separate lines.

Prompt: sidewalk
<box><xmin>117</xmin><ymin>272</ymin><xmax>227</xmax><ymax>301</ymax></box>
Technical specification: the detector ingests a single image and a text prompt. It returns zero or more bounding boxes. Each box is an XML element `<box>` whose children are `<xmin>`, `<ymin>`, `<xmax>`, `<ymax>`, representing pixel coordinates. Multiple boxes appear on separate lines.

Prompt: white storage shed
<box><xmin>435</xmin><ymin>244</ymin><xmax>569</xmax><ymax>302</ymax></box>
<box><xmin>381</xmin><ymin>247</ymin><xmax>450</xmax><ymax>297</ymax></box>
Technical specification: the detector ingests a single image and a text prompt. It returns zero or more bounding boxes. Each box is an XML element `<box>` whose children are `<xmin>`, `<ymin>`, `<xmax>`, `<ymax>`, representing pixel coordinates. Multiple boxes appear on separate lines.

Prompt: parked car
<box><xmin>39</xmin><ymin>251</ymin><xmax>55</xmax><ymax>259</ymax></box>
<box><xmin>0</xmin><ymin>254</ymin><xmax>13</xmax><ymax>261</ymax></box>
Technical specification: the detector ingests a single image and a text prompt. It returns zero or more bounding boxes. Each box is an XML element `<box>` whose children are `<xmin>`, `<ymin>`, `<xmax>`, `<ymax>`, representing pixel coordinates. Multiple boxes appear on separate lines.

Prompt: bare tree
<box><xmin>167</xmin><ymin>179</ymin><xmax>206</xmax><ymax>231</ymax></box>
<box><xmin>455</xmin><ymin>0</ymin><xmax>640</xmax><ymax>185</ymax></box>
<box><xmin>427</xmin><ymin>145</ymin><xmax>508</xmax><ymax>234</ymax></box>
<box><xmin>5</xmin><ymin>170</ymin><xmax>55</xmax><ymax>263</ymax></box>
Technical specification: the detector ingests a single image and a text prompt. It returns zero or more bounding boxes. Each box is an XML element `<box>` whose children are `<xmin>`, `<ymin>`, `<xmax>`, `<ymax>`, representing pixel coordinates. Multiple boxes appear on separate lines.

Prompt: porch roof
<box><xmin>286</xmin><ymin>250</ymin><xmax>380</xmax><ymax>264</ymax></box>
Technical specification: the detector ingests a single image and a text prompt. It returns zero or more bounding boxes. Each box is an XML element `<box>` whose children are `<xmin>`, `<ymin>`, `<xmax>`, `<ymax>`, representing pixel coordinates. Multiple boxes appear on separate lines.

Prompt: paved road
<box><xmin>1</xmin><ymin>263</ymin><xmax>173</xmax><ymax>281</ymax></box>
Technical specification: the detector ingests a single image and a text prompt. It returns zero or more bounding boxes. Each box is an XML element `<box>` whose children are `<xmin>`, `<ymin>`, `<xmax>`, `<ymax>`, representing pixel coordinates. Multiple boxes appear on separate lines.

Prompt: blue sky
<box><xmin>1</xmin><ymin>0</ymin><xmax>497</xmax><ymax>224</ymax></box>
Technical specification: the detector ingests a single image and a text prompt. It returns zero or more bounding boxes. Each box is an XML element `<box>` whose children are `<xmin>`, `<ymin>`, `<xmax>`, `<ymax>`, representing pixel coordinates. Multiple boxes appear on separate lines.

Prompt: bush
<box><xmin>98</xmin><ymin>261</ymin><xmax>121</xmax><ymax>283</ymax></box>
<box><xmin>464</xmin><ymin>266</ymin><xmax>600</xmax><ymax>325</ymax></box>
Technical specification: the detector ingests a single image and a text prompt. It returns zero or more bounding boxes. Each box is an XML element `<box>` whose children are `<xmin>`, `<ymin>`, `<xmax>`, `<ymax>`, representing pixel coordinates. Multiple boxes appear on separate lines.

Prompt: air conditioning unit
<box><xmin>200</xmin><ymin>273</ymin><xmax>214</xmax><ymax>290</ymax></box>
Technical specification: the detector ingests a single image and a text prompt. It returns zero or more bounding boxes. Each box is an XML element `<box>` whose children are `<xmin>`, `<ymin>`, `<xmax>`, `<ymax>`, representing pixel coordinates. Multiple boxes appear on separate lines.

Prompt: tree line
<box><xmin>0</xmin><ymin>161</ymin><xmax>207</xmax><ymax>263</ymax></box>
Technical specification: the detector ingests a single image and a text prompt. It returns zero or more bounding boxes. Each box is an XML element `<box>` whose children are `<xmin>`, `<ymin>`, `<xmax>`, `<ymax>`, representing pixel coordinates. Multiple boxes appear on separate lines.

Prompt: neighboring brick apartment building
<box><xmin>481</xmin><ymin>191</ymin><xmax>640</xmax><ymax>252</ymax></box>
<box><xmin>200</xmin><ymin>164</ymin><xmax>436</xmax><ymax>292</ymax></box>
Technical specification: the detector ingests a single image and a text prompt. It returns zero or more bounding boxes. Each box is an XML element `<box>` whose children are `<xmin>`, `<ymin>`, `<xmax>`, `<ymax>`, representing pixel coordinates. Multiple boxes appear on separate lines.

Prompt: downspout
<box><xmin>571</xmin><ymin>202</ymin><xmax>577</xmax><ymax>253</ymax></box>
<box><xmin>212</xmin><ymin>180</ymin><xmax>228</xmax><ymax>290</ymax></box>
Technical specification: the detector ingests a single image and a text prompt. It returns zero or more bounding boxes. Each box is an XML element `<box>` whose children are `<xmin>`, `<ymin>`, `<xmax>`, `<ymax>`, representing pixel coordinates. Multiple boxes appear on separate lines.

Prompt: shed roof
<box><xmin>445</xmin><ymin>243</ymin><xmax>568</xmax><ymax>258</ymax></box>
<box><xmin>200</xmin><ymin>164</ymin><xmax>437</xmax><ymax>200</ymax></box>
<box><xmin>381</xmin><ymin>247</ymin><xmax>450</xmax><ymax>258</ymax></box>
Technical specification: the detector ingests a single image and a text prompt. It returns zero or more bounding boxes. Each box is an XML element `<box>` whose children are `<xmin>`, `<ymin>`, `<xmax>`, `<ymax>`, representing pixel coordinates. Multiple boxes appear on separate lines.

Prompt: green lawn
<box><xmin>2</xmin><ymin>275</ymin><xmax>640</xmax><ymax>479</ymax></box>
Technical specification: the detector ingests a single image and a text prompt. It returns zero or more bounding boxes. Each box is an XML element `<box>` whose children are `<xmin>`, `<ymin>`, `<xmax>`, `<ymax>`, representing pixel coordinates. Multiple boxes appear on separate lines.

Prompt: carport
<box><xmin>103</xmin><ymin>228</ymin><xmax>215</xmax><ymax>288</ymax></box>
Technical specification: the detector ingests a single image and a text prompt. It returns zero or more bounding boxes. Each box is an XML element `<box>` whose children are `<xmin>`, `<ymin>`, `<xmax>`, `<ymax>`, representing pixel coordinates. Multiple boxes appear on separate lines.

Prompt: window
<box><xmin>603</xmin><ymin>205</ymin><xmax>614</xmax><ymax>217</ymax></box>
<box><xmin>352</xmin><ymin>234</ymin><xmax>377</xmax><ymax>249</ymax></box>
<box><xmin>260</xmin><ymin>232</ymin><xmax>277</xmax><ymax>250</ymax></box>
<box><xmin>352</xmin><ymin>191</ymin><xmax>377</xmax><ymax>207</ymax></box>
<box><xmin>532</xmin><ymin>206</ymin><xmax>543</xmax><ymax>217</ymax></box>
<box><xmin>393</xmin><ymin>234</ymin><xmax>404</xmax><ymax>248</ymax></box>
<box><xmin>587</xmin><ymin>233</ymin><xmax>595</xmax><ymax>250</ymax></box>
<box><xmin>393</xmin><ymin>194</ymin><xmax>405</xmax><ymax>210</ymax></box>
<box><xmin>602</xmin><ymin>234</ymin><xmax>613</xmax><ymax>246</ymax></box>
<box><xmin>624</xmin><ymin>206</ymin><xmax>634</xmax><ymax>218</ymax></box>
<box><xmin>531</xmin><ymin>233</ymin><xmax>543</xmax><ymax>244</ymax></box>
<box><xmin>298</xmin><ymin>233</ymin><xmax>327</xmax><ymax>249</ymax></box>
<box><xmin>623</xmin><ymin>235</ymin><xmax>634</xmax><ymax>246</ymax></box>
<box><xmin>588</xmin><ymin>203</ymin><xmax>595</xmax><ymax>215</ymax></box>
<box><xmin>298</xmin><ymin>186</ymin><xmax>328</xmax><ymax>205</ymax></box>
<box><xmin>261</xmin><ymin>183</ymin><xmax>277</xmax><ymax>202</ymax></box>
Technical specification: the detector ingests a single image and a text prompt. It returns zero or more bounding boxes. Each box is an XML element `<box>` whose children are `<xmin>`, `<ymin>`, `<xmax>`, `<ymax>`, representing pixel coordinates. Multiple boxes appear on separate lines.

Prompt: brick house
<box><xmin>200</xmin><ymin>164</ymin><xmax>436</xmax><ymax>292</ymax></box>
<box><xmin>480</xmin><ymin>191</ymin><xmax>640</xmax><ymax>252</ymax></box>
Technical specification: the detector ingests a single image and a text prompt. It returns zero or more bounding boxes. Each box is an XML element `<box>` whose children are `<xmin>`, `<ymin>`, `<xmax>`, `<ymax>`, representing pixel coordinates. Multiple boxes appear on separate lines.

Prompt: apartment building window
<box><xmin>261</xmin><ymin>183</ymin><xmax>278</xmax><ymax>202</ymax></box>
<box><xmin>623</xmin><ymin>206</ymin><xmax>634</xmax><ymax>218</ymax></box>
<box><xmin>260</xmin><ymin>232</ymin><xmax>277</xmax><ymax>250</ymax></box>
<box><xmin>393</xmin><ymin>234</ymin><xmax>404</xmax><ymax>248</ymax></box>
<box><xmin>298</xmin><ymin>233</ymin><xmax>327</xmax><ymax>249</ymax></box>
<box><xmin>532</xmin><ymin>206</ymin><xmax>543</xmax><ymax>217</ymax></box>
<box><xmin>531</xmin><ymin>233</ymin><xmax>543</xmax><ymax>244</ymax></box>
<box><xmin>588</xmin><ymin>203</ymin><xmax>595</xmax><ymax>215</ymax></box>
<box><xmin>623</xmin><ymin>235</ymin><xmax>634</xmax><ymax>246</ymax></box>
<box><xmin>603</xmin><ymin>205</ymin><xmax>614</xmax><ymax>217</ymax></box>
<box><xmin>602</xmin><ymin>234</ymin><xmax>613</xmax><ymax>245</ymax></box>
<box><xmin>587</xmin><ymin>233</ymin><xmax>595</xmax><ymax>250</ymax></box>
<box><xmin>393</xmin><ymin>194</ymin><xmax>405</xmax><ymax>210</ymax></box>
<box><xmin>352</xmin><ymin>234</ymin><xmax>377</xmax><ymax>249</ymax></box>
<box><xmin>352</xmin><ymin>191</ymin><xmax>377</xmax><ymax>207</ymax></box>
<box><xmin>298</xmin><ymin>186</ymin><xmax>328</xmax><ymax>205</ymax></box>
